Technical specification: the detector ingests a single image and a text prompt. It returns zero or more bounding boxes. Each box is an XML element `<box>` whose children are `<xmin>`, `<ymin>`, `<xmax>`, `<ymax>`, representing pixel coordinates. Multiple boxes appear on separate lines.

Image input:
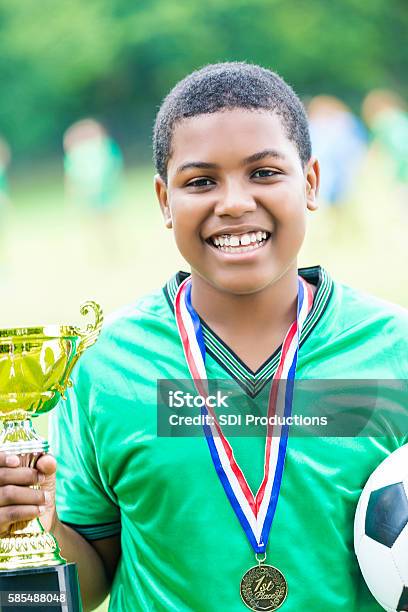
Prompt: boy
<box><xmin>0</xmin><ymin>62</ymin><xmax>407</xmax><ymax>611</ymax></box>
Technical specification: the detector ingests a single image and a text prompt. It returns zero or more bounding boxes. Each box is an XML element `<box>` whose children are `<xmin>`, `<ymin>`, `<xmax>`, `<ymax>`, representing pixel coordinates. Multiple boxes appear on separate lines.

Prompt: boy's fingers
<box><xmin>0</xmin><ymin>453</ymin><xmax>20</xmax><ymax>468</ymax></box>
<box><xmin>36</xmin><ymin>454</ymin><xmax>57</xmax><ymax>476</ymax></box>
<box><xmin>0</xmin><ymin>453</ymin><xmax>57</xmax><ymax>475</ymax></box>
<box><xmin>0</xmin><ymin>467</ymin><xmax>43</xmax><ymax>486</ymax></box>
<box><xmin>0</xmin><ymin>453</ymin><xmax>56</xmax><ymax>480</ymax></box>
<box><xmin>0</xmin><ymin>485</ymin><xmax>49</xmax><ymax>508</ymax></box>
<box><xmin>0</xmin><ymin>505</ymin><xmax>45</xmax><ymax>531</ymax></box>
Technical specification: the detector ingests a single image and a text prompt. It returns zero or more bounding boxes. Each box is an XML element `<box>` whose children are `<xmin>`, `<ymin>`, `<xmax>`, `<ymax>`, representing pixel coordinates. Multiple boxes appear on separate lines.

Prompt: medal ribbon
<box><xmin>174</xmin><ymin>276</ymin><xmax>313</xmax><ymax>554</ymax></box>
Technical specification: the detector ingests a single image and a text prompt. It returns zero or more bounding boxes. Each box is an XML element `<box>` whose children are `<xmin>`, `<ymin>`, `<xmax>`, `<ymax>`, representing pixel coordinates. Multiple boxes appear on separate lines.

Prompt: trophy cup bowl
<box><xmin>0</xmin><ymin>301</ymin><xmax>103</xmax><ymax>611</ymax></box>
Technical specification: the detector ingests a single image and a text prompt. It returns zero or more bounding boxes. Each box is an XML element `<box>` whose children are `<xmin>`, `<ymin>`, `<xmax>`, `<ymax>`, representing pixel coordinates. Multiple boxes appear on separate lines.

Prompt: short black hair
<box><xmin>153</xmin><ymin>62</ymin><xmax>312</xmax><ymax>181</ymax></box>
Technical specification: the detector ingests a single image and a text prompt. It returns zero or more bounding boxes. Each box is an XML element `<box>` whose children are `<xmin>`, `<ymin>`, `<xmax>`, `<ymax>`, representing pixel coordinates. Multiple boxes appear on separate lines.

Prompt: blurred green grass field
<box><xmin>1</xmin><ymin>156</ymin><xmax>407</xmax><ymax>611</ymax></box>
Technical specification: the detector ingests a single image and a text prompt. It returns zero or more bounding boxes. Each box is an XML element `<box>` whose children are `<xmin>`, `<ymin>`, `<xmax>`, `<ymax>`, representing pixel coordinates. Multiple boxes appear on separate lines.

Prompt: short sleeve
<box><xmin>48</xmin><ymin>383</ymin><xmax>121</xmax><ymax>541</ymax></box>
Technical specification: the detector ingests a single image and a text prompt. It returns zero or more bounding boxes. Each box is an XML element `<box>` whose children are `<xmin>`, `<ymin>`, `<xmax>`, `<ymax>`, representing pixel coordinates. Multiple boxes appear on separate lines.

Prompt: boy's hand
<box><xmin>0</xmin><ymin>451</ymin><xmax>57</xmax><ymax>535</ymax></box>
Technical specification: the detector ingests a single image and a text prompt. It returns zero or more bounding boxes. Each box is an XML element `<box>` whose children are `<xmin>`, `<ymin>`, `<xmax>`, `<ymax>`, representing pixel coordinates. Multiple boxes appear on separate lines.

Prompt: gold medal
<box><xmin>240</xmin><ymin>556</ymin><xmax>288</xmax><ymax>612</ymax></box>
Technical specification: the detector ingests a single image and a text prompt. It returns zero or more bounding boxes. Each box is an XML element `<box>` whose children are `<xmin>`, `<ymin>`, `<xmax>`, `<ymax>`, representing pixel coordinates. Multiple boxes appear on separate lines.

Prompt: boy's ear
<box><xmin>305</xmin><ymin>157</ymin><xmax>320</xmax><ymax>211</ymax></box>
<box><xmin>154</xmin><ymin>174</ymin><xmax>172</xmax><ymax>228</ymax></box>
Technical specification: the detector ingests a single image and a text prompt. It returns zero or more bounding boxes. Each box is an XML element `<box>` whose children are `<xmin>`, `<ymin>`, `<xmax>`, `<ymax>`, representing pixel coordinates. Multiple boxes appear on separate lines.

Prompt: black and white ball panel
<box><xmin>365</xmin><ymin>483</ymin><xmax>408</xmax><ymax>548</ymax></box>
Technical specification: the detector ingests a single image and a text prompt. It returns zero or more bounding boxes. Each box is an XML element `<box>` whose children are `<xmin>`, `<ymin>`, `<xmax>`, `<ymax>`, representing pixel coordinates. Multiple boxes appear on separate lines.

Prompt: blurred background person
<box><xmin>0</xmin><ymin>136</ymin><xmax>11</xmax><ymax>277</ymax></box>
<box><xmin>362</xmin><ymin>89</ymin><xmax>408</xmax><ymax>215</ymax></box>
<box><xmin>63</xmin><ymin>119</ymin><xmax>123</xmax><ymax>262</ymax></box>
<box><xmin>308</xmin><ymin>95</ymin><xmax>367</xmax><ymax>210</ymax></box>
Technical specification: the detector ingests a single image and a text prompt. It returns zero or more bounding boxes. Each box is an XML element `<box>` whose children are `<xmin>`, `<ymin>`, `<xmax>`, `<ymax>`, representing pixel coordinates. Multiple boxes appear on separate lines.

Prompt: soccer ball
<box><xmin>355</xmin><ymin>445</ymin><xmax>408</xmax><ymax>611</ymax></box>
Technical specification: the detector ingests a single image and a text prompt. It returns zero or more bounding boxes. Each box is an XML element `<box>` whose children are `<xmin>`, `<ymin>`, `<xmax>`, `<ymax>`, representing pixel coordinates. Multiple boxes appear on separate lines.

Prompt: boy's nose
<box><xmin>214</xmin><ymin>183</ymin><xmax>257</xmax><ymax>217</ymax></box>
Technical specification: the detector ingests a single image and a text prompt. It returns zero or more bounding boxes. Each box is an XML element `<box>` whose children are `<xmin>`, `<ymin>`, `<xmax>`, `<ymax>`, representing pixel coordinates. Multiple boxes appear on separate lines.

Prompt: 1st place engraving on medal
<box><xmin>240</xmin><ymin>565</ymin><xmax>288</xmax><ymax>612</ymax></box>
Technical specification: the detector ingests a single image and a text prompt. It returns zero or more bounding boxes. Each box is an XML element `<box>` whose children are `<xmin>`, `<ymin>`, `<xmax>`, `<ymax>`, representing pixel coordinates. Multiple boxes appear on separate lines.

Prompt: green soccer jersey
<box><xmin>49</xmin><ymin>266</ymin><xmax>408</xmax><ymax>611</ymax></box>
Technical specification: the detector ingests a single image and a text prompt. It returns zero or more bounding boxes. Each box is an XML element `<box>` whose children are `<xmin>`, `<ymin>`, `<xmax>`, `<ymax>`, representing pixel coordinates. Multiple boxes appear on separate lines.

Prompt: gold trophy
<box><xmin>0</xmin><ymin>302</ymin><xmax>103</xmax><ymax>611</ymax></box>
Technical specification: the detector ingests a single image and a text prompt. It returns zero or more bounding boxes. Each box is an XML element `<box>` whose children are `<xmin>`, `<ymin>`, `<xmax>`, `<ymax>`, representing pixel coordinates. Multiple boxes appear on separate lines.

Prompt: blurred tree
<box><xmin>0</xmin><ymin>0</ymin><xmax>406</xmax><ymax>160</ymax></box>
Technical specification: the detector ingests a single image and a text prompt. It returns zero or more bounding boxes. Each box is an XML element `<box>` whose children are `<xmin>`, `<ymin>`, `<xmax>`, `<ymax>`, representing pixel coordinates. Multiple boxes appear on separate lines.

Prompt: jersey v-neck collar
<box><xmin>163</xmin><ymin>266</ymin><xmax>333</xmax><ymax>397</ymax></box>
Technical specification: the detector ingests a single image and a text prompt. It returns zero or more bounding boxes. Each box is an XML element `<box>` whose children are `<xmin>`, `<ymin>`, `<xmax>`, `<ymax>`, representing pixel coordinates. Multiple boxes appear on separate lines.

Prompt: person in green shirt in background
<box><xmin>0</xmin><ymin>63</ymin><xmax>407</xmax><ymax>611</ymax></box>
<box><xmin>362</xmin><ymin>89</ymin><xmax>408</xmax><ymax>216</ymax></box>
<box><xmin>63</xmin><ymin>118</ymin><xmax>123</xmax><ymax>262</ymax></box>
<box><xmin>63</xmin><ymin>119</ymin><xmax>122</xmax><ymax>214</ymax></box>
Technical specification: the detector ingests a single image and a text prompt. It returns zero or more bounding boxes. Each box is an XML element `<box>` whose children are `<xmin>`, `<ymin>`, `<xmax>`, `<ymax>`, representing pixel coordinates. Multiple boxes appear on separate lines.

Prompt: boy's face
<box><xmin>155</xmin><ymin>109</ymin><xmax>319</xmax><ymax>295</ymax></box>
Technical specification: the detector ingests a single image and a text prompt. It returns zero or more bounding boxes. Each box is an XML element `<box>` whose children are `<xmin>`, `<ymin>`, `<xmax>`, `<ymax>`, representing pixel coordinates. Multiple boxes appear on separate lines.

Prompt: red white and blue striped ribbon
<box><xmin>174</xmin><ymin>276</ymin><xmax>313</xmax><ymax>554</ymax></box>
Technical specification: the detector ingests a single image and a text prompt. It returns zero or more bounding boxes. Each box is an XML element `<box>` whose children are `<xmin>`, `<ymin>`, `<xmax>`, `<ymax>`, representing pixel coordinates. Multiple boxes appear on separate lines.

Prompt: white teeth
<box><xmin>240</xmin><ymin>234</ymin><xmax>251</xmax><ymax>246</ymax></box>
<box><xmin>210</xmin><ymin>231</ymin><xmax>270</xmax><ymax>250</ymax></box>
<box><xmin>216</xmin><ymin>242</ymin><xmax>261</xmax><ymax>254</ymax></box>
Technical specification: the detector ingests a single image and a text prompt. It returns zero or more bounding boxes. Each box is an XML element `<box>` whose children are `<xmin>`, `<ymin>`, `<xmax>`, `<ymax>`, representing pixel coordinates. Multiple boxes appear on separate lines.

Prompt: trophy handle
<box><xmin>57</xmin><ymin>301</ymin><xmax>104</xmax><ymax>399</ymax></box>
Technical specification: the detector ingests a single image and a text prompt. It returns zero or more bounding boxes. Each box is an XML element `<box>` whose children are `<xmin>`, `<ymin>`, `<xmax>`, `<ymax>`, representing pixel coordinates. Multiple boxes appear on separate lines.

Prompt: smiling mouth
<box><xmin>206</xmin><ymin>230</ymin><xmax>271</xmax><ymax>254</ymax></box>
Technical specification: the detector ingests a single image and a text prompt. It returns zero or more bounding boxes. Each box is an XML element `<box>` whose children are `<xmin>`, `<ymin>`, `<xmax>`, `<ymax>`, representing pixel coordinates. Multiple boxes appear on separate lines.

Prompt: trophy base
<box><xmin>0</xmin><ymin>563</ymin><xmax>81</xmax><ymax>611</ymax></box>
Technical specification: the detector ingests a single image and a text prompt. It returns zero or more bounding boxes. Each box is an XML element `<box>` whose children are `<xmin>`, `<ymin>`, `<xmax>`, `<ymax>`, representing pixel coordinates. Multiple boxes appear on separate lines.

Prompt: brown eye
<box><xmin>251</xmin><ymin>169</ymin><xmax>279</xmax><ymax>179</ymax></box>
<box><xmin>186</xmin><ymin>178</ymin><xmax>214</xmax><ymax>188</ymax></box>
